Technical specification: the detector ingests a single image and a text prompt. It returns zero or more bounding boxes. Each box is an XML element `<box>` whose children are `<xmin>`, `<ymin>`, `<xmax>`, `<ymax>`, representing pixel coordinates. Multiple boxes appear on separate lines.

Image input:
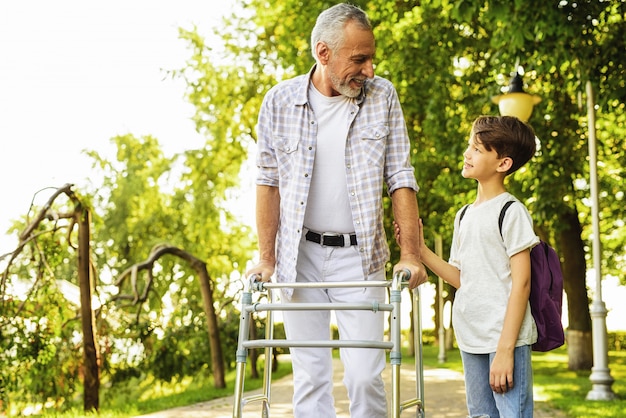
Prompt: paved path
<box><xmin>136</xmin><ymin>357</ymin><xmax>566</xmax><ymax>417</ymax></box>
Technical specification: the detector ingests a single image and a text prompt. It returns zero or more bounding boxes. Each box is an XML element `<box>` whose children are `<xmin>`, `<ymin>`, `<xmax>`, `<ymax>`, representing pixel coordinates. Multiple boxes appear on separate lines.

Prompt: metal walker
<box><xmin>232</xmin><ymin>270</ymin><xmax>425</xmax><ymax>417</ymax></box>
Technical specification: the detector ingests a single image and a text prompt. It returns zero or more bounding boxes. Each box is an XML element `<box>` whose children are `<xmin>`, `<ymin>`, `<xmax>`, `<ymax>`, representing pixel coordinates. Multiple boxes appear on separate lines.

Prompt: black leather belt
<box><xmin>305</xmin><ymin>230</ymin><xmax>357</xmax><ymax>247</ymax></box>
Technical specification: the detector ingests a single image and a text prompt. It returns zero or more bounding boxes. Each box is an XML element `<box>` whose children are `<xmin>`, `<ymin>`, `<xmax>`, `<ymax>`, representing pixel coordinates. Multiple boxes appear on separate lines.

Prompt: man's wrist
<box><xmin>399</xmin><ymin>252</ymin><xmax>421</xmax><ymax>263</ymax></box>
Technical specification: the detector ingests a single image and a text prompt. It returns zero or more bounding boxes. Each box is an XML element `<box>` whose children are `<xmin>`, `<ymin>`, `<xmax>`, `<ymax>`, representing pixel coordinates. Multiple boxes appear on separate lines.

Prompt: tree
<box><xmin>87</xmin><ymin>132</ymin><xmax>254</xmax><ymax>388</ymax></box>
<box><xmin>112</xmin><ymin>244</ymin><xmax>226</xmax><ymax>388</ymax></box>
<box><xmin>0</xmin><ymin>184</ymin><xmax>99</xmax><ymax>412</ymax></box>
<box><xmin>0</xmin><ymin>126</ymin><xmax>257</xmax><ymax>410</ymax></box>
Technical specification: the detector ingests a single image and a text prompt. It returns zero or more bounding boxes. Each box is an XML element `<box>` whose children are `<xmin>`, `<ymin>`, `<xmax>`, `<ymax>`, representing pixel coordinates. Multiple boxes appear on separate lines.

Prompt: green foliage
<box><xmin>0</xmin><ymin>217</ymin><xmax>84</xmax><ymax>413</ymax></box>
<box><xmin>608</xmin><ymin>331</ymin><xmax>626</xmax><ymax>352</ymax></box>
<box><xmin>147</xmin><ymin>323</ymin><xmax>211</xmax><ymax>382</ymax></box>
<box><xmin>86</xmin><ymin>134</ymin><xmax>177</xmax><ymax>268</ymax></box>
<box><xmin>83</xmin><ymin>62</ymin><xmax>258</xmax><ymax>386</ymax></box>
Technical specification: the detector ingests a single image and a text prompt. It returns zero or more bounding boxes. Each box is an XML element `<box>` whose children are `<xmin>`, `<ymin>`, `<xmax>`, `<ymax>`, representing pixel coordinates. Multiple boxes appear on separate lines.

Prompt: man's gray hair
<box><xmin>310</xmin><ymin>3</ymin><xmax>372</xmax><ymax>61</ymax></box>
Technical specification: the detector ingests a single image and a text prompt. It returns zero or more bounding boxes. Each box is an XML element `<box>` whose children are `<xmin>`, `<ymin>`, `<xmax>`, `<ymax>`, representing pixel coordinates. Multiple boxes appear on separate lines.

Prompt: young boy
<box><xmin>415</xmin><ymin>115</ymin><xmax>540</xmax><ymax>417</ymax></box>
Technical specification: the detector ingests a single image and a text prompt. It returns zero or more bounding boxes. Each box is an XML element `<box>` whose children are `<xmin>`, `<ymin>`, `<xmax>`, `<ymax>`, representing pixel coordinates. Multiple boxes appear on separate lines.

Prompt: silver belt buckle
<box><xmin>321</xmin><ymin>232</ymin><xmax>334</xmax><ymax>247</ymax></box>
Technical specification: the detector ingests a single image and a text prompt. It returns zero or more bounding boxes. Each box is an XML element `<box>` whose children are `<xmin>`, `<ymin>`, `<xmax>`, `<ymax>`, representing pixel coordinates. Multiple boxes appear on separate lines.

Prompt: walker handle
<box><xmin>393</xmin><ymin>268</ymin><xmax>411</xmax><ymax>283</ymax></box>
<box><xmin>248</xmin><ymin>273</ymin><xmax>265</xmax><ymax>291</ymax></box>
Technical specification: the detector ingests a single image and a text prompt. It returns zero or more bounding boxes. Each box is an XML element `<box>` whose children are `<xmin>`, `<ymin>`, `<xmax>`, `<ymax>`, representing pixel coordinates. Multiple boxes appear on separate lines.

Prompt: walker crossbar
<box><xmin>243</xmin><ymin>339</ymin><xmax>394</xmax><ymax>350</ymax></box>
<box><xmin>246</xmin><ymin>302</ymin><xmax>393</xmax><ymax>313</ymax></box>
<box><xmin>251</xmin><ymin>279</ymin><xmax>392</xmax><ymax>291</ymax></box>
<box><xmin>232</xmin><ymin>270</ymin><xmax>425</xmax><ymax>418</ymax></box>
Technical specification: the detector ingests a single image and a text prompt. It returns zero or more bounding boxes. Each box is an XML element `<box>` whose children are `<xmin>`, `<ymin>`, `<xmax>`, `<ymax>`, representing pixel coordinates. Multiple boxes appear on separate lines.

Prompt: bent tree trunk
<box><xmin>115</xmin><ymin>245</ymin><xmax>226</xmax><ymax>388</ymax></box>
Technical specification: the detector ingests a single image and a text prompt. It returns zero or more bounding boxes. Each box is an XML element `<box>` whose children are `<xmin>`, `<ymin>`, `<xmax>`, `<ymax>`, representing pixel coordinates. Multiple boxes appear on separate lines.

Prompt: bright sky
<box><xmin>0</xmin><ymin>0</ymin><xmax>244</xmax><ymax>254</ymax></box>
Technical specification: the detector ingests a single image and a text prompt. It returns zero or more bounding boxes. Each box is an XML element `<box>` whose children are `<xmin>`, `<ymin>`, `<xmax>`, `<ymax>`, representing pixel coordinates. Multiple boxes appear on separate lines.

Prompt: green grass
<box><xmin>532</xmin><ymin>348</ymin><xmax>625</xmax><ymax>417</ymax></box>
<box><xmin>15</xmin><ymin>344</ymin><xmax>625</xmax><ymax>417</ymax></box>
<box><xmin>24</xmin><ymin>359</ymin><xmax>292</xmax><ymax>417</ymax></box>
<box><xmin>420</xmin><ymin>343</ymin><xmax>463</xmax><ymax>371</ymax></box>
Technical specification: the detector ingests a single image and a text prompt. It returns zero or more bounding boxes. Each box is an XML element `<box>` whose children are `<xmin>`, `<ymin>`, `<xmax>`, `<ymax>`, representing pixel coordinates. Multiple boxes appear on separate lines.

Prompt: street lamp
<box><xmin>584</xmin><ymin>80</ymin><xmax>616</xmax><ymax>401</ymax></box>
<box><xmin>433</xmin><ymin>233</ymin><xmax>446</xmax><ymax>364</ymax></box>
<box><xmin>491</xmin><ymin>71</ymin><xmax>541</xmax><ymax>122</ymax></box>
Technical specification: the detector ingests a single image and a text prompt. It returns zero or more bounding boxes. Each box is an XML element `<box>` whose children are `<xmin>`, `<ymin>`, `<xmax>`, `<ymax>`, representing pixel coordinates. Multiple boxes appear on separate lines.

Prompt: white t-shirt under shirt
<box><xmin>303</xmin><ymin>82</ymin><xmax>355</xmax><ymax>233</ymax></box>
<box><xmin>449</xmin><ymin>192</ymin><xmax>539</xmax><ymax>354</ymax></box>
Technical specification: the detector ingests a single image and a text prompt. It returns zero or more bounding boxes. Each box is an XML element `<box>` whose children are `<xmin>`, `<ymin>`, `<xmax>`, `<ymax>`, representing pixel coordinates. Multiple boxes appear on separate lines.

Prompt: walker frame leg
<box><xmin>232</xmin><ymin>287</ymin><xmax>252</xmax><ymax>418</ymax></box>
<box><xmin>412</xmin><ymin>286</ymin><xmax>425</xmax><ymax>417</ymax></box>
<box><xmin>233</xmin><ymin>279</ymin><xmax>274</xmax><ymax>417</ymax></box>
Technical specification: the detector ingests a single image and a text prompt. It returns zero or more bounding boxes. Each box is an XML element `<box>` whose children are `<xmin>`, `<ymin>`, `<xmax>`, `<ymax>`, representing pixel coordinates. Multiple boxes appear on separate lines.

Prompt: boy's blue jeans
<box><xmin>460</xmin><ymin>345</ymin><xmax>534</xmax><ymax>418</ymax></box>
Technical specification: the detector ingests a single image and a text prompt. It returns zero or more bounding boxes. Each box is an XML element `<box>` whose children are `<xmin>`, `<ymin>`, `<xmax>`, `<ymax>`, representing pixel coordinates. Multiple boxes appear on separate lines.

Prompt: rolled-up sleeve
<box><xmin>256</xmin><ymin>92</ymin><xmax>280</xmax><ymax>188</ymax></box>
<box><xmin>384</xmin><ymin>85</ymin><xmax>419</xmax><ymax>195</ymax></box>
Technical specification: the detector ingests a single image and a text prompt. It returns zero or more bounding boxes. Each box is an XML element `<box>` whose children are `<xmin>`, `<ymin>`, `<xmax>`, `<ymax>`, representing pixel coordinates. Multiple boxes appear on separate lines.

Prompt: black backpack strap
<box><xmin>498</xmin><ymin>200</ymin><xmax>516</xmax><ymax>238</ymax></box>
<box><xmin>459</xmin><ymin>204</ymin><xmax>470</xmax><ymax>222</ymax></box>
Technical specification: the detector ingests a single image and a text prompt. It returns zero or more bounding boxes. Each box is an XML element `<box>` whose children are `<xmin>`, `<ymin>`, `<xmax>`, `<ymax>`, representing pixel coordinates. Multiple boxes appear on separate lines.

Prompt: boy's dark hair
<box><xmin>472</xmin><ymin>115</ymin><xmax>536</xmax><ymax>175</ymax></box>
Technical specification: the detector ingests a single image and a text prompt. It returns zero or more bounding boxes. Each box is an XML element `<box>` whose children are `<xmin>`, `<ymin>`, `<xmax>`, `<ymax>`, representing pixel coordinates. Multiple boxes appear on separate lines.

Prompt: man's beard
<box><xmin>329</xmin><ymin>70</ymin><xmax>363</xmax><ymax>98</ymax></box>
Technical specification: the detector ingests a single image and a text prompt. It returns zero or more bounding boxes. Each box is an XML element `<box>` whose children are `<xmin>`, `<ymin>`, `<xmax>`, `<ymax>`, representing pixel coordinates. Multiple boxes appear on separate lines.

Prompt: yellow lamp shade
<box><xmin>492</xmin><ymin>92</ymin><xmax>541</xmax><ymax>122</ymax></box>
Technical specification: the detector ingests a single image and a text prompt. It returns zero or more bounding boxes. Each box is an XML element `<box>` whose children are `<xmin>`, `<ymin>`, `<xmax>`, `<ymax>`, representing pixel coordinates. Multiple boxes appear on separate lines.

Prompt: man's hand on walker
<box><xmin>394</xmin><ymin>258</ymin><xmax>428</xmax><ymax>289</ymax></box>
<box><xmin>246</xmin><ymin>260</ymin><xmax>275</xmax><ymax>282</ymax></box>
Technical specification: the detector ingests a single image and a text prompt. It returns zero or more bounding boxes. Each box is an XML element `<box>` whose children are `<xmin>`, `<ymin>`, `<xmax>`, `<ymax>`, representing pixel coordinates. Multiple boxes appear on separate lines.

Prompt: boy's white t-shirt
<box><xmin>449</xmin><ymin>192</ymin><xmax>539</xmax><ymax>354</ymax></box>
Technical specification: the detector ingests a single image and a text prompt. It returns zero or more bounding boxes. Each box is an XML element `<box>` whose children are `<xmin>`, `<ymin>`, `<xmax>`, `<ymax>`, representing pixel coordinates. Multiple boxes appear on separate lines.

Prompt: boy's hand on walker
<box><xmin>393</xmin><ymin>220</ymin><xmax>401</xmax><ymax>246</ymax></box>
<box><xmin>417</xmin><ymin>218</ymin><xmax>427</xmax><ymax>251</ymax></box>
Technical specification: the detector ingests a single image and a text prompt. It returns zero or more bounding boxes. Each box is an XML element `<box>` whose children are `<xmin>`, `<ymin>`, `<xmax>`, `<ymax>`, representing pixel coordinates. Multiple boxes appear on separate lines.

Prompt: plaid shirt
<box><xmin>256</xmin><ymin>67</ymin><xmax>418</xmax><ymax>288</ymax></box>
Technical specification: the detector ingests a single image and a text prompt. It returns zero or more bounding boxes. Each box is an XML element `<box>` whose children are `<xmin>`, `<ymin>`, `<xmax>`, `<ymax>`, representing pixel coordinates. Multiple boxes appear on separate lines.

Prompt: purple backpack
<box><xmin>459</xmin><ymin>201</ymin><xmax>565</xmax><ymax>351</ymax></box>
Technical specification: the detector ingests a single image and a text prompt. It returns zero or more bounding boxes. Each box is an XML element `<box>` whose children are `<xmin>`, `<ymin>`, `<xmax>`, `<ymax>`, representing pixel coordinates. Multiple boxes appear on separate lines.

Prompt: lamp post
<box><xmin>491</xmin><ymin>71</ymin><xmax>541</xmax><ymax>122</ymax></box>
<box><xmin>584</xmin><ymin>80</ymin><xmax>616</xmax><ymax>400</ymax></box>
<box><xmin>433</xmin><ymin>233</ymin><xmax>446</xmax><ymax>363</ymax></box>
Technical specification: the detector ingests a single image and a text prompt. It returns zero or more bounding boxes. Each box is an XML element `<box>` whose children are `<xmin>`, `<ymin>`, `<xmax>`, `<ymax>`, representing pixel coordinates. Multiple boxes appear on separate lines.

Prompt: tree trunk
<box><xmin>559</xmin><ymin>208</ymin><xmax>593</xmax><ymax>370</ymax></box>
<box><xmin>194</xmin><ymin>261</ymin><xmax>226</xmax><ymax>388</ymax></box>
<box><xmin>77</xmin><ymin>208</ymin><xmax>100</xmax><ymax>412</ymax></box>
